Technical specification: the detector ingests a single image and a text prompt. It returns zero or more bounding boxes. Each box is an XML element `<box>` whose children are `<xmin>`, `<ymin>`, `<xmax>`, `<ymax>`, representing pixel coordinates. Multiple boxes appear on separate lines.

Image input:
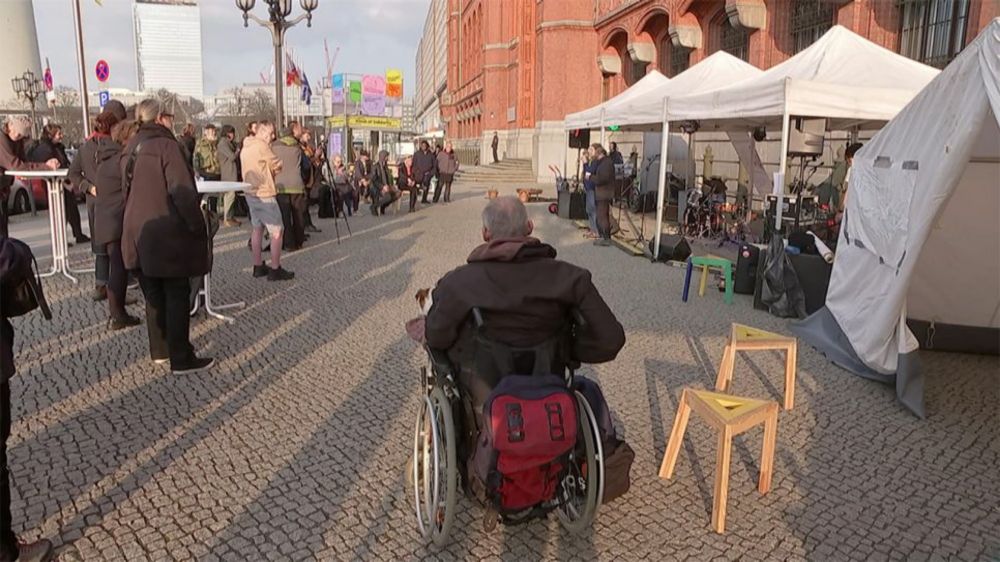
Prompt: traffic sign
<box><xmin>99</xmin><ymin>91</ymin><xmax>110</xmax><ymax>109</ymax></box>
<box><xmin>95</xmin><ymin>60</ymin><xmax>110</xmax><ymax>83</ymax></box>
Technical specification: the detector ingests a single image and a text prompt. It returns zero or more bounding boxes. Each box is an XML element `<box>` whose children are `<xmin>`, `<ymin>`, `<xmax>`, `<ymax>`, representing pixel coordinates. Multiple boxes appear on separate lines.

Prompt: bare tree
<box><xmin>245</xmin><ymin>90</ymin><xmax>276</xmax><ymax>122</ymax></box>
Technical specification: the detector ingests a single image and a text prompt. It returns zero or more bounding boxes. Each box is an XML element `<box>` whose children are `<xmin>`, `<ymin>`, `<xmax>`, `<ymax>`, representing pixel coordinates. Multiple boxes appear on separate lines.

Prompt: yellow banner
<box><xmin>386</xmin><ymin>68</ymin><xmax>403</xmax><ymax>98</ymax></box>
<box><xmin>327</xmin><ymin>115</ymin><xmax>402</xmax><ymax>130</ymax></box>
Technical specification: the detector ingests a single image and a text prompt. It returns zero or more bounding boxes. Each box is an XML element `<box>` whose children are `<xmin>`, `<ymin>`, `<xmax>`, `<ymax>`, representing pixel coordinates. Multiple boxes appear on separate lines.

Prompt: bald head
<box><xmin>482</xmin><ymin>196</ymin><xmax>533</xmax><ymax>241</ymax></box>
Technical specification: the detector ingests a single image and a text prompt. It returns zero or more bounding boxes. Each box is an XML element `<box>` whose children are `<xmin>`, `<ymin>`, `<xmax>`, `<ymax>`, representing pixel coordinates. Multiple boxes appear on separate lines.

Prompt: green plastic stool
<box><xmin>683</xmin><ymin>255</ymin><xmax>734</xmax><ymax>305</ymax></box>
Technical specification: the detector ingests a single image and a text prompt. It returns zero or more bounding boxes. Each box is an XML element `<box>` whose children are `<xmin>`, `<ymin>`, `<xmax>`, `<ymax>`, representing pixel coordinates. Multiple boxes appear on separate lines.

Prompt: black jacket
<box><xmin>28</xmin><ymin>139</ymin><xmax>70</xmax><ymax>168</ymax></box>
<box><xmin>593</xmin><ymin>155</ymin><xmax>616</xmax><ymax>201</ymax></box>
<box><xmin>68</xmin><ymin>134</ymin><xmax>108</xmax><ymax>196</ymax></box>
<box><xmin>121</xmin><ymin>123</ymin><xmax>208</xmax><ymax>278</ymax></box>
<box><xmin>93</xmin><ymin>141</ymin><xmax>126</xmax><ymax>245</ymax></box>
<box><xmin>411</xmin><ymin>150</ymin><xmax>435</xmax><ymax>184</ymax></box>
<box><xmin>426</xmin><ymin>238</ymin><xmax>625</xmax><ymax>361</ymax></box>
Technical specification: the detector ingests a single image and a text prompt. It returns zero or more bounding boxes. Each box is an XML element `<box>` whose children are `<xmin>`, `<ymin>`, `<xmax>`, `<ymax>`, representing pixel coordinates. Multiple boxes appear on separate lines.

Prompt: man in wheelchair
<box><xmin>418</xmin><ymin>196</ymin><xmax>626</xmax><ymax>535</ymax></box>
<box><xmin>425</xmin><ymin>195</ymin><xmax>625</xmax><ymax>411</ymax></box>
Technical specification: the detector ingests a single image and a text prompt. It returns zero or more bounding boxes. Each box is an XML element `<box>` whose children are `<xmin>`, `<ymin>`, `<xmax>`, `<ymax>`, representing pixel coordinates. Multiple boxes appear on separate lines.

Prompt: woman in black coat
<box><xmin>28</xmin><ymin>124</ymin><xmax>88</xmax><ymax>243</ymax></box>
<box><xmin>591</xmin><ymin>143</ymin><xmax>616</xmax><ymax>246</ymax></box>
<box><xmin>69</xmin><ymin>101</ymin><xmax>127</xmax><ymax>301</ymax></box>
<box><xmin>94</xmin><ymin>121</ymin><xmax>141</xmax><ymax>330</ymax></box>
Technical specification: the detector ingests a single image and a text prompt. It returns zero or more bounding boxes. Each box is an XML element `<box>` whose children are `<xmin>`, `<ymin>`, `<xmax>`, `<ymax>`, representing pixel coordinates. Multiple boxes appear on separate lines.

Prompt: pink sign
<box><xmin>361</xmin><ymin>74</ymin><xmax>385</xmax><ymax>96</ymax></box>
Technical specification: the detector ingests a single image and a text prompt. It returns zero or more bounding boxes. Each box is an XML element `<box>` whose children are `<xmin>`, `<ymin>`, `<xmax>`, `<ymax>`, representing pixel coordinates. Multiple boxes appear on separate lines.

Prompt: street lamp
<box><xmin>11</xmin><ymin>70</ymin><xmax>46</xmax><ymax>138</ymax></box>
<box><xmin>236</xmin><ymin>0</ymin><xmax>318</xmax><ymax>126</ymax></box>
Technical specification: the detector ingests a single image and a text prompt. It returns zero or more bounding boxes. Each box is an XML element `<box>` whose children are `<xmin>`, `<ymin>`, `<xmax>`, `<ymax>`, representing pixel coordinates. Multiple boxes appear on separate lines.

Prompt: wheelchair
<box><xmin>412</xmin><ymin>308</ymin><xmax>606</xmax><ymax>547</ymax></box>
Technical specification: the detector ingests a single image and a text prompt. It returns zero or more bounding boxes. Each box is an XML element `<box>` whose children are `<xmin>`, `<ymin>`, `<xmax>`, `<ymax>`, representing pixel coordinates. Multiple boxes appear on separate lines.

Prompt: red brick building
<box><xmin>440</xmin><ymin>0</ymin><xmax>997</xmax><ymax>178</ymax></box>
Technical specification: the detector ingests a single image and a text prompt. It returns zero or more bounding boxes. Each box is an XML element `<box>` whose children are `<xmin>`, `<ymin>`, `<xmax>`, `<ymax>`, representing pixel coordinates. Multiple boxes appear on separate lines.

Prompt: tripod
<box><xmin>324</xmin><ymin>159</ymin><xmax>353</xmax><ymax>244</ymax></box>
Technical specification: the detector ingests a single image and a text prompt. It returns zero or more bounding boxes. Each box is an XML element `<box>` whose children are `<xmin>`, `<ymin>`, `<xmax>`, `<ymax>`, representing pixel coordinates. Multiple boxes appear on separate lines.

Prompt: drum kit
<box><xmin>683</xmin><ymin>180</ymin><xmax>754</xmax><ymax>246</ymax></box>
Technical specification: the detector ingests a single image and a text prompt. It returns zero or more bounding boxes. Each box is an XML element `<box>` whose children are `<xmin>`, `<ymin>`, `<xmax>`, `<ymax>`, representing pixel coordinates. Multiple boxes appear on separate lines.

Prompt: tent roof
<box><xmin>564</xmin><ymin>70</ymin><xmax>669</xmax><ymax>130</ymax></box>
<box><xmin>614</xmin><ymin>51</ymin><xmax>763</xmax><ymax>128</ymax></box>
<box><xmin>664</xmin><ymin>25</ymin><xmax>941</xmax><ymax>131</ymax></box>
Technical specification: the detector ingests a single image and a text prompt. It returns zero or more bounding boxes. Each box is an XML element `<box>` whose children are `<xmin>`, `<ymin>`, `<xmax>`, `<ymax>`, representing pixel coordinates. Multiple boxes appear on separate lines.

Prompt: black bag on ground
<box><xmin>761</xmin><ymin>236</ymin><xmax>807</xmax><ymax>319</ymax></box>
<box><xmin>0</xmin><ymin>238</ymin><xmax>51</xmax><ymax>320</ymax></box>
<box><xmin>573</xmin><ymin>376</ymin><xmax>634</xmax><ymax>504</ymax></box>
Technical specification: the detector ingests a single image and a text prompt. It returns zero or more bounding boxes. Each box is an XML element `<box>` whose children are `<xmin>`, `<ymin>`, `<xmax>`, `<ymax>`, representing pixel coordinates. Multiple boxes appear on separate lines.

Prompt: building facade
<box><xmin>133</xmin><ymin>0</ymin><xmax>204</xmax><ymax>99</ymax></box>
<box><xmin>439</xmin><ymin>0</ymin><xmax>996</xmax><ymax>178</ymax></box>
<box><xmin>414</xmin><ymin>0</ymin><xmax>449</xmax><ymax>135</ymax></box>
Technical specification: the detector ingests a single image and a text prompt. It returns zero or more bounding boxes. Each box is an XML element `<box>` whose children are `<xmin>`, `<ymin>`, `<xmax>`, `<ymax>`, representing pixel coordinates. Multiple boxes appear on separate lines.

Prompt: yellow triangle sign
<box><xmin>732</xmin><ymin>323</ymin><xmax>792</xmax><ymax>343</ymax></box>
<box><xmin>688</xmin><ymin>389</ymin><xmax>772</xmax><ymax>425</ymax></box>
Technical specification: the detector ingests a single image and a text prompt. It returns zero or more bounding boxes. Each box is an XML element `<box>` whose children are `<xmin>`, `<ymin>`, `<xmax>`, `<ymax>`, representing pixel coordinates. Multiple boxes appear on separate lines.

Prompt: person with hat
<box><xmin>69</xmin><ymin>100</ymin><xmax>128</xmax><ymax>301</ymax></box>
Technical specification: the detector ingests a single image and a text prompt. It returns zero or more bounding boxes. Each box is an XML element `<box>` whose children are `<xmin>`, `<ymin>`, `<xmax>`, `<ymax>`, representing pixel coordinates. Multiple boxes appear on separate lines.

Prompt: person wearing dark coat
<box><xmin>215</xmin><ymin>124</ymin><xmax>241</xmax><ymax>227</ymax></box>
<box><xmin>28</xmin><ymin>124</ymin><xmax>87</xmax><ymax>243</ymax></box>
<box><xmin>69</xmin><ymin>100</ymin><xmax>128</xmax><ymax>301</ymax></box>
<box><xmin>121</xmin><ymin>100</ymin><xmax>212</xmax><ymax>374</ymax></box>
<box><xmin>590</xmin><ymin>143</ymin><xmax>616</xmax><ymax>246</ymax></box>
<box><xmin>425</xmin><ymin>196</ymin><xmax>625</xmax><ymax>412</ymax></box>
<box><xmin>0</xmin><ymin>237</ymin><xmax>57</xmax><ymax>562</ymax></box>
<box><xmin>397</xmin><ymin>155</ymin><xmax>420</xmax><ymax>213</ymax></box>
<box><xmin>412</xmin><ymin>141</ymin><xmax>436</xmax><ymax>205</ymax></box>
<box><xmin>94</xmin><ymin>120</ymin><xmax>142</xmax><ymax>331</ymax></box>
<box><xmin>370</xmin><ymin>150</ymin><xmax>399</xmax><ymax>216</ymax></box>
<box><xmin>0</xmin><ymin>116</ymin><xmax>59</xmax><ymax>239</ymax></box>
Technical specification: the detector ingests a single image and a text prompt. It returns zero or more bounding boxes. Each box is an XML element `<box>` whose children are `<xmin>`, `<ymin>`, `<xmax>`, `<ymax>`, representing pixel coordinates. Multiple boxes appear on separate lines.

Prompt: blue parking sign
<box><xmin>99</xmin><ymin>90</ymin><xmax>110</xmax><ymax>109</ymax></box>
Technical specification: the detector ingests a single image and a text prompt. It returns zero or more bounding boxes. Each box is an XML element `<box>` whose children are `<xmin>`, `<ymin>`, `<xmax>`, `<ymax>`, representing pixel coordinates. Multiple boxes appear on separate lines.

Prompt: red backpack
<box><xmin>470</xmin><ymin>374</ymin><xmax>578</xmax><ymax>514</ymax></box>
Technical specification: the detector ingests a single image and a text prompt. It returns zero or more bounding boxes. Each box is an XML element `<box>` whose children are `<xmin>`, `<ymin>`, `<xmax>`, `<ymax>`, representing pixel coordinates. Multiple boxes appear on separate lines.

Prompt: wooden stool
<box><xmin>659</xmin><ymin>388</ymin><xmax>778</xmax><ymax>534</ymax></box>
<box><xmin>716</xmin><ymin>323</ymin><xmax>798</xmax><ymax>410</ymax></box>
<box><xmin>516</xmin><ymin>188</ymin><xmax>543</xmax><ymax>203</ymax></box>
<box><xmin>682</xmin><ymin>256</ymin><xmax>734</xmax><ymax>305</ymax></box>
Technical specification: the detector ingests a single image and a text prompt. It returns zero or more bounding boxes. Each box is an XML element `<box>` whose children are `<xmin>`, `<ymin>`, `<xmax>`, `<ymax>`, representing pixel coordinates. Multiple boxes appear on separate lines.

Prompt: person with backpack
<box><xmin>0</xmin><ymin>236</ymin><xmax>57</xmax><ymax>561</ymax></box>
<box><xmin>193</xmin><ymin>124</ymin><xmax>220</xmax><ymax>181</ymax></box>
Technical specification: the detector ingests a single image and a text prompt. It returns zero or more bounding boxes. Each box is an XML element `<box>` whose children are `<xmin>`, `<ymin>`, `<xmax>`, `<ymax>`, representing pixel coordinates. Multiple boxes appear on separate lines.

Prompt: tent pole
<box><xmin>653</xmin><ymin>99</ymin><xmax>670</xmax><ymax>261</ymax></box>
<box><xmin>776</xmin><ymin>78</ymin><xmax>792</xmax><ymax>232</ymax></box>
<box><xmin>600</xmin><ymin>108</ymin><xmax>606</xmax><ymax>147</ymax></box>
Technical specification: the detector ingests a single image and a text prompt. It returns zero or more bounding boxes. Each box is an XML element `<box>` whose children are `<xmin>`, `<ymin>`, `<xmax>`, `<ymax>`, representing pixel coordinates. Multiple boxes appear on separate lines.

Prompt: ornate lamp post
<box><xmin>11</xmin><ymin>70</ymin><xmax>47</xmax><ymax>138</ymax></box>
<box><xmin>235</xmin><ymin>0</ymin><xmax>318</xmax><ymax>126</ymax></box>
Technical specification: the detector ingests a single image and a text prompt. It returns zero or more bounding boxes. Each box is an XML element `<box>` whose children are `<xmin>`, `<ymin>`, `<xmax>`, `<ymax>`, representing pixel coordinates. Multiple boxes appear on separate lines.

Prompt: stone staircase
<box><xmin>455</xmin><ymin>159</ymin><xmax>537</xmax><ymax>184</ymax></box>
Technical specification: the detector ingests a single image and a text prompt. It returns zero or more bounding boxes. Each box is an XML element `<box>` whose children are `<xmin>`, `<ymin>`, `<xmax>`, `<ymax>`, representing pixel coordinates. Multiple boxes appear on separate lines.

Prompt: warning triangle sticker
<box><xmin>732</xmin><ymin>323</ymin><xmax>792</xmax><ymax>343</ymax></box>
<box><xmin>689</xmin><ymin>389</ymin><xmax>772</xmax><ymax>424</ymax></box>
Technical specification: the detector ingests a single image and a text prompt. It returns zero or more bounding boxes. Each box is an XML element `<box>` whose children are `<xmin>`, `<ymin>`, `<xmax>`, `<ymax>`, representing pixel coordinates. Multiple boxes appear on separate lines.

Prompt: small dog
<box><xmin>415</xmin><ymin>288</ymin><xmax>433</xmax><ymax>316</ymax></box>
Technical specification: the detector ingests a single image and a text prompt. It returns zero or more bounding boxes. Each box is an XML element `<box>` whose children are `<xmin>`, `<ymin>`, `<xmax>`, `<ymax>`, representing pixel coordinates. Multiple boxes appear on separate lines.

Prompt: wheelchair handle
<box><xmin>472</xmin><ymin>307</ymin><xmax>485</xmax><ymax>329</ymax></box>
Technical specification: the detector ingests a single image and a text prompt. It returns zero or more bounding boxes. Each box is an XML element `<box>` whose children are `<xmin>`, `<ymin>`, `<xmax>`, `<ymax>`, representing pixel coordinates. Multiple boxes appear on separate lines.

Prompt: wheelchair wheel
<box><xmin>412</xmin><ymin>387</ymin><xmax>457</xmax><ymax>547</ymax></box>
<box><xmin>556</xmin><ymin>391</ymin><xmax>605</xmax><ymax>534</ymax></box>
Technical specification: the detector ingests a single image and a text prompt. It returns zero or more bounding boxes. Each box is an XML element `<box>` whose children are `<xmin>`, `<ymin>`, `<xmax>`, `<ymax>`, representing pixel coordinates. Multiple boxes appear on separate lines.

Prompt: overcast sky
<box><xmin>32</xmin><ymin>0</ymin><xmax>430</xmax><ymax>97</ymax></box>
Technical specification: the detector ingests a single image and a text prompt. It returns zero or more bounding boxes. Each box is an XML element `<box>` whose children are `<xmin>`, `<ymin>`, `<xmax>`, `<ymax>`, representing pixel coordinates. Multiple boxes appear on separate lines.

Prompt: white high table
<box><xmin>5</xmin><ymin>169</ymin><xmax>91</xmax><ymax>283</ymax></box>
<box><xmin>193</xmin><ymin>181</ymin><xmax>249</xmax><ymax>323</ymax></box>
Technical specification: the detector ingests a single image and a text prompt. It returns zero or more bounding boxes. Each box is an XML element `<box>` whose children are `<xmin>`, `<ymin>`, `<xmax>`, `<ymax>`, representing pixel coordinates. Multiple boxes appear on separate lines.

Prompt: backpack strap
<box><xmin>123</xmin><ymin>141</ymin><xmax>144</xmax><ymax>200</ymax></box>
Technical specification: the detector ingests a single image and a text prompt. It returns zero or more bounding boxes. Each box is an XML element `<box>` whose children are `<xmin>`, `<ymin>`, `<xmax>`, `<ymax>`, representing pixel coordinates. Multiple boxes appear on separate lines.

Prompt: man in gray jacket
<box><xmin>216</xmin><ymin>124</ymin><xmax>241</xmax><ymax>227</ymax></box>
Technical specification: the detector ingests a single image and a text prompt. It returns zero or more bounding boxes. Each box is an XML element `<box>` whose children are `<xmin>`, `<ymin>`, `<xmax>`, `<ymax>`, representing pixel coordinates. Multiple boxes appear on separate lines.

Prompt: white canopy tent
<box><xmin>792</xmin><ymin>18</ymin><xmax>1000</xmax><ymax>417</ymax></box>
<box><xmin>563</xmin><ymin>70</ymin><xmax>669</xmax><ymax>144</ymax></box>
<box><xmin>606</xmin><ymin>52</ymin><xmax>763</xmax><ymax>259</ymax></box>
<box><xmin>650</xmin><ymin>25</ymin><xmax>941</xmax><ymax>258</ymax></box>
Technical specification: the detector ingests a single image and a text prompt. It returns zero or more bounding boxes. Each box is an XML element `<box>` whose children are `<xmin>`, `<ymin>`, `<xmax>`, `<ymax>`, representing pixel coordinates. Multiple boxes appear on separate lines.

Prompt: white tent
<box><xmin>563</xmin><ymin>70</ymin><xmax>669</xmax><ymax>138</ymax></box>
<box><xmin>651</xmin><ymin>25</ymin><xmax>940</xmax><ymax>259</ymax></box>
<box><xmin>792</xmin><ymin>18</ymin><xmax>1000</xmax><ymax>417</ymax></box>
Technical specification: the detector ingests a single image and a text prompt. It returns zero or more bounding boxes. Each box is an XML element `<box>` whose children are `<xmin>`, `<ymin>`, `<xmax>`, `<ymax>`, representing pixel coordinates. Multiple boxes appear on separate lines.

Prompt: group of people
<box><xmin>394</xmin><ymin>140</ymin><xmax>460</xmax><ymax>213</ymax></box>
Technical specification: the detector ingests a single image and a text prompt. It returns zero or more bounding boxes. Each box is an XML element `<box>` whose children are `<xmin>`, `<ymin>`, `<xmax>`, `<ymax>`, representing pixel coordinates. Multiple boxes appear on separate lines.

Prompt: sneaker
<box><xmin>16</xmin><ymin>538</ymin><xmax>53</xmax><ymax>562</ymax></box>
<box><xmin>305</xmin><ymin>225</ymin><xmax>321</xmax><ymax>233</ymax></box>
<box><xmin>109</xmin><ymin>315</ymin><xmax>141</xmax><ymax>331</ymax></box>
<box><xmin>252</xmin><ymin>264</ymin><xmax>271</xmax><ymax>278</ymax></box>
<box><xmin>268</xmin><ymin>267</ymin><xmax>295</xmax><ymax>282</ymax></box>
<box><xmin>91</xmin><ymin>286</ymin><xmax>108</xmax><ymax>302</ymax></box>
<box><xmin>75</xmin><ymin>234</ymin><xmax>90</xmax><ymax>244</ymax></box>
<box><xmin>171</xmin><ymin>357</ymin><xmax>214</xmax><ymax>375</ymax></box>
<box><xmin>153</xmin><ymin>358</ymin><xmax>169</xmax><ymax>366</ymax></box>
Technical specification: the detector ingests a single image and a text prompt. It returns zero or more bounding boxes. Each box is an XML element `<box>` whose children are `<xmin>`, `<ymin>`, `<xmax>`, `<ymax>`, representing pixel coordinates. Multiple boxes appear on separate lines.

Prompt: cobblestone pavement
<box><xmin>5</xmin><ymin>177</ymin><xmax>998</xmax><ymax>561</ymax></box>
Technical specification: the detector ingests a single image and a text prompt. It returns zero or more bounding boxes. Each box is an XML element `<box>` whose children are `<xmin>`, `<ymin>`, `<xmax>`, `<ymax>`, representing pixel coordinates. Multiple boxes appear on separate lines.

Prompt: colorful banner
<box><xmin>331</xmin><ymin>74</ymin><xmax>344</xmax><ymax>104</ymax></box>
<box><xmin>349</xmin><ymin>81</ymin><xmax>362</xmax><ymax>104</ymax></box>
<box><xmin>386</xmin><ymin>68</ymin><xmax>403</xmax><ymax>98</ymax></box>
<box><xmin>328</xmin><ymin>128</ymin><xmax>344</xmax><ymax>159</ymax></box>
<box><xmin>361</xmin><ymin>74</ymin><xmax>386</xmax><ymax>116</ymax></box>
<box><xmin>326</xmin><ymin>115</ymin><xmax>402</xmax><ymax>130</ymax></box>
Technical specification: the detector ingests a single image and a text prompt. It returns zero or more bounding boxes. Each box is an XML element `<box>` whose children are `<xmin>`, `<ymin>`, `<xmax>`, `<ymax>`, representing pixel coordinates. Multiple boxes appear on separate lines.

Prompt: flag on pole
<box><xmin>43</xmin><ymin>58</ymin><xmax>53</xmax><ymax>91</ymax></box>
<box><xmin>301</xmin><ymin>73</ymin><xmax>312</xmax><ymax>105</ymax></box>
<box><xmin>285</xmin><ymin>52</ymin><xmax>302</xmax><ymax>87</ymax></box>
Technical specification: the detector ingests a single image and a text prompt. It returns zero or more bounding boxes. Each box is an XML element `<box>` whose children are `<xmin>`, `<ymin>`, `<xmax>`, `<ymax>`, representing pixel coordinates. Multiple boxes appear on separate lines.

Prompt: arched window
<box><xmin>790</xmin><ymin>0</ymin><xmax>836</xmax><ymax>53</ymax></box>
<box><xmin>671</xmin><ymin>46</ymin><xmax>691</xmax><ymax>76</ymax></box>
<box><xmin>899</xmin><ymin>0</ymin><xmax>970</xmax><ymax>68</ymax></box>
<box><xmin>715</xmin><ymin>13</ymin><xmax>750</xmax><ymax>61</ymax></box>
